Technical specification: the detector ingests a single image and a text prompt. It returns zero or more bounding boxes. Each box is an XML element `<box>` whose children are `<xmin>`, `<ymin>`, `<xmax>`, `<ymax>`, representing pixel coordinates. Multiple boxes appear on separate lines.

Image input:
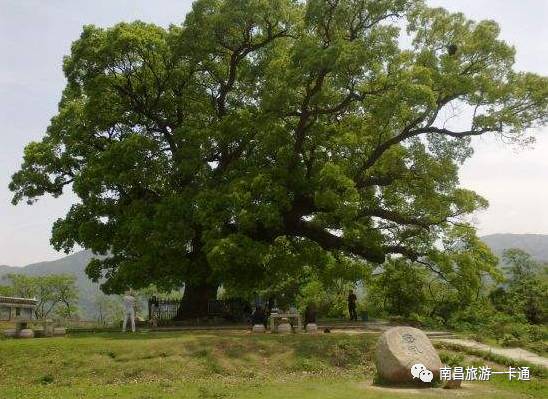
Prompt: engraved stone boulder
<box><xmin>252</xmin><ymin>324</ymin><xmax>265</xmax><ymax>333</ymax></box>
<box><xmin>375</xmin><ymin>326</ymin><xmax>442</xmax><ymax>384</ymax></box>
<box><xmin>305</xmin><ymin>323</ymin><xmax>318</xmax><ymax>333</ymax></box>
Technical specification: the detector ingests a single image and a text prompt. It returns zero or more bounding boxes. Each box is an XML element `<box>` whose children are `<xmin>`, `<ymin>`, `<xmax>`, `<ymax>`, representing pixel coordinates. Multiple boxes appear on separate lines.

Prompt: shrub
<box><xmin>439</xmin><ymin>352</ymin><xmax>464</xmax><ymax>367</ymax></box>
<box><xmin>39</xmin><ymin>374</ymin><xmax>54</xmax><ymax>385</ymax></box>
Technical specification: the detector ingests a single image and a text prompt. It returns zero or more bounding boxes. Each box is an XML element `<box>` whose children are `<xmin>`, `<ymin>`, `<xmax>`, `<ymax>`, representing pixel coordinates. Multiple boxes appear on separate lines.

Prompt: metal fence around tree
<box><xmin>148</xmin><ymin>298</ymin><xmax>251</xmax><ymax>324</ymax></box>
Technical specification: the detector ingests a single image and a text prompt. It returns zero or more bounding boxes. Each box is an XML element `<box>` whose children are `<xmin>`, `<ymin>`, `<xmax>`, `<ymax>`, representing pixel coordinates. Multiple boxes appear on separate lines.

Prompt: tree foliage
<box><xmin>2</xmin><ymin>274</ymin><xmax>79</xmax><ymax>319</ymax></box>
<box><xmin>0</xmin><ymin>285</ymin><xmax>14</xmax><ymax>297</ymax></box>
<box><xmin>490</xmin><ymin>249</ymin><xmax>548</xmax><ymax>324</ymax></box>
<box><xmin>368</xmin><ymin>226</ymin><xmax>500</xmax><ymax>320</ymax></box>
<box><xmin>10</xmin><ymin>0</ymin><xmax>547</xmax><ymax>299</ymax></box>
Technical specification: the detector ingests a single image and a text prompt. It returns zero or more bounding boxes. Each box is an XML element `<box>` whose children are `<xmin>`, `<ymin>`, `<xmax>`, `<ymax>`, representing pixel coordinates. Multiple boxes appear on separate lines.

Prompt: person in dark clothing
<box><xmin>242</xmin><ymin>302</ymin><xmax>252</xmax><ymax>323</ymax></box>
<box><xmin>251</xmin><ymin>306</ymin><xmax>268</xmax><ymax>329</ymax></box>
<box><xmin>304</xmin><ymin>303</ymin><xmax>317</xmax><ymax>325</ymax></box>
<box><xmin>348</xmin><ymin>290</ymin><xmax>358</xmax><ymax>321</ymax></box>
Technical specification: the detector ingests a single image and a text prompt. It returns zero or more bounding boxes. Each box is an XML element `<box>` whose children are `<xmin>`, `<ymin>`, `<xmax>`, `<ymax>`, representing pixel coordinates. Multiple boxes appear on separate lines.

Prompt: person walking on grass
<box><xmin>348</xmin><ymin>289</ymin><xmax>358</xmax><ymax>321</ymax></box>
<box><xmin>122</xmin><ymin>290</ymin><xmax>137</xmax><ymax>333</ymax></box>
<box><xmin>149</xmin><ymin>295</ymin><xmax>160</xmax><ymax>328</ymax></box>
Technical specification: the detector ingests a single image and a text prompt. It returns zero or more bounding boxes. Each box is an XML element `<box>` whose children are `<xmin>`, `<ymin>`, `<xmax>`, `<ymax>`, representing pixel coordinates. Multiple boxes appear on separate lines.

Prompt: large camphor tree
<box><xmin>10</xmin><ymin>0</ymin><xmax>547</xmax><ymax>318</ymax></box>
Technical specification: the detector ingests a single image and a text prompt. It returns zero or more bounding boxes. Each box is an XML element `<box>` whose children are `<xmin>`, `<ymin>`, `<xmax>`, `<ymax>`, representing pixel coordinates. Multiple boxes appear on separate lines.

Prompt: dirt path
<box><xmin>435</xmin><ymin>338</ymin><xmax>548</xmax><ymax>369</ymax></box>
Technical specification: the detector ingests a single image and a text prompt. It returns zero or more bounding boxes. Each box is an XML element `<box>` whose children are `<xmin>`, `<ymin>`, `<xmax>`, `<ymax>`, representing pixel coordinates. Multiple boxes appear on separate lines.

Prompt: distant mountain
<box><xmin>481</xmin><ymin>234</ymin><xmax>548</xmax><ymax>263</ymax></box>
<box><xmin>0</xmin><ymin>250</ymin><xmax>101</xmax><ymax>318</ymax></box>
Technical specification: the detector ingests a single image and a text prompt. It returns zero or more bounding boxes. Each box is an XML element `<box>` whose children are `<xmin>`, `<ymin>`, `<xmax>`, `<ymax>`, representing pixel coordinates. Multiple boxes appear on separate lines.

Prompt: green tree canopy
<box><xmin>10</xmin><ymin>0</ymin><xmax>547</xmax><ymax>315</ymax></box>
<box><xmin>493</xmin><ymin>249</ymin><xmax>548</xmax><ymax>324</ymax></box>
<box><xmin>368</xmin><ymin>226</ymin><xmax>500</xmax><ymax>320</ymax></box>
<box><xmin>502</xmin><ymin>248</ymin><xmax>543</xmax><ymax>283</ymax></box>
<box><xmin>3</xmin><ymin>274</ymin><xmax>79</xmax><ymax>319</ymax></box>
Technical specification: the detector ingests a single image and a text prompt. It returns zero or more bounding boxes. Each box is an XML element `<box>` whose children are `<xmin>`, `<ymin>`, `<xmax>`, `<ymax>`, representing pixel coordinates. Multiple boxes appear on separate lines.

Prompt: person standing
<box><xmin>347</xmin><ymin>289</ymin><xmax>358</xmax><ymax>321</ymax></box>
<box><xmin>122</xmin><ymin>290</ymin><xmax>137</xmax><ymax>333</ymax></box>
<box><xmin>304</xmin><ymin>303</ymin><xmax>317</xmax><ymax>325</ymax></box>
<box><xmin>149</xmin><ymin>295</ymin><xmax>160</xmax><ymax>328</ymax></box>
<box><xmin>251</xmin><ymin>306</ymin><xmax>268</xmax><ymax>329</ymax></box>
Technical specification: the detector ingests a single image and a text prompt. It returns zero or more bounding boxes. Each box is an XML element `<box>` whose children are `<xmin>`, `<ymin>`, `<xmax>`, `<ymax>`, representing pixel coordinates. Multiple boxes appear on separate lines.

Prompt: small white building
<box><xmin>0</xmin><ymin>296</ymin><xmax>37</xmax><ymax>326</ymax></box>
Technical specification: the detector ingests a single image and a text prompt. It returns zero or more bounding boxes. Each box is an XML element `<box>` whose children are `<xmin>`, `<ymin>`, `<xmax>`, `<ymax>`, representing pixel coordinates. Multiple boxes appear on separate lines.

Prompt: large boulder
<box><xmin>276</xmin><ymin>318</ymin><xmax>292</xmax><ymax>334</ymax></box>
<box><xmin>375</xmin><ymin>326</ymin><xmax>442</xmax><ymax>384</ymax></box>
<box><xmin>17</xmin><ymin>329</ymin><xmax>35</xmax><ymax>339</ymax></box>
<box><xmin>252</xmin><ymin>324</ymin><xmax>265</xmax><ymax>333</ymax></box>
<box><xmin>4</xmin><ymin>328</ymin><xmax>16</xmax><ymax>338</ymax></box>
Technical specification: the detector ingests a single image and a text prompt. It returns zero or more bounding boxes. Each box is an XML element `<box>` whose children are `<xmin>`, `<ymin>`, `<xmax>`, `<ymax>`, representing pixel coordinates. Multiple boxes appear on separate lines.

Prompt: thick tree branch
<box><xmin>361</xmin><ymin>124</ymin><xmax>493</xmax><ymax>172</ymax></box>
<box><xmin>383</xmin><ymin>244</ymin><xmax>421</xmax><ymax>261</ymax></box>
<box><xmin>214</xmin><ymin>28</ymin><xmax>291</xmax><ymax>170</ymax></box>
<box><xmin>288</xmin><ymin>71</ymin><xmax>328</xmax><ymax>169</ymax></box>
<box><xmin>358</xmin><ymin>93</ymin><xmax>467</xmax><ymax>175</ymax></box>
<box><xmin>287</xmin><ymin>220</ymin><xmax>385</xmax><ymax>263</ymax></box>
<box><xmin>216</xmin><ymin>28</ymin><xmax>291</xmax><ymax>117</ymax></box>
<box><xmin>365</xmin><ymin>208</ymin><xmax>432</xmax><ymax>228</ymax></box>
<box><xmin>356</xmin><ymin>174</ymin><xmax>396</xmax><ymax>188</ymax></box>
<box><xmin>410</xmin><ymin>126</ymin><xmax>493</xmax><ymax>138</ymax></box>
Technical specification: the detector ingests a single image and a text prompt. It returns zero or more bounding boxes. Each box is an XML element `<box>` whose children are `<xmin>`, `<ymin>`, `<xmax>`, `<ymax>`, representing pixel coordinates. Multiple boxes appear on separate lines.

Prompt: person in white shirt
<box><xmin>122</xmin><ymin>290</ymin><xmax>136</xmax><ymax>333</ymax></box>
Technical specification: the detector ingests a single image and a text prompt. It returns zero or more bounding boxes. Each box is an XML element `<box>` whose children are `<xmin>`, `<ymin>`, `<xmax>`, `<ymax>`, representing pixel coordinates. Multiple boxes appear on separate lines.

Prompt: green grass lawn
<box><xmin>0</xmin><ymin>331</ymin><xmax>546</xmax><ymax>399</ymax></box>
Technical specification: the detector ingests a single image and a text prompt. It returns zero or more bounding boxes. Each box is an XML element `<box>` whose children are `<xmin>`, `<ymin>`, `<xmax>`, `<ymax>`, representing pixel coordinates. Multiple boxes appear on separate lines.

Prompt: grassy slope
<box><xmin>0</xmin><ymin>331</ymin><xmax>545</xmax><ymax>399</ymax></box>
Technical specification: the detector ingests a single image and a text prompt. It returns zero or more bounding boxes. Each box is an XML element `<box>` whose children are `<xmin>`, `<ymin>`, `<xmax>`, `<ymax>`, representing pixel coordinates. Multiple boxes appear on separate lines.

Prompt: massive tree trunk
<box><xmin>174</xmin><ymin>234</ymin><xmax>219</xmax><ymax>320</ymax></box>
<box><xmin>176</xmin><ymin>282</ymin><xmax>218</xmax><ymax>320</ymax></box>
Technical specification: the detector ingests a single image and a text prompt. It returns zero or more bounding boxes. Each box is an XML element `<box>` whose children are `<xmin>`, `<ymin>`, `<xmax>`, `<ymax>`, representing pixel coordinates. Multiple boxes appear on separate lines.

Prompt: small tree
<box><xmin>5</xmin><ymin>274</ymin><xmax>79</xmax><ymax>320</ymax></box>
<box><xmin>53</xmin><ymin>275</ymin><xmax>80</xmax><ymax>318</ymax></box>
<box><xmin>4</xmin><ymin>274</ymin><xmax>36</xmax><ymax>299</ymax></box>
<box><xmin>368</xmin><ymin>259</ymin><xmax>429</xmax><ymax>318</ymax></box>
<box><xmin>503</xmin><ymin>248</ymin><xmax>541</xmax><ymax>283</ymax></box>
<box><xmin>498</xmin><ymin>249</ymin><xmax>548</xmax><ymax>324</ymax></box>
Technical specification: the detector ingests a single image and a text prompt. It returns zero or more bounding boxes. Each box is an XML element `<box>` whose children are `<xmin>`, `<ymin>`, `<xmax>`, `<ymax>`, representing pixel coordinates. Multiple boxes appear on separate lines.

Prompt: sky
<box><xmin>0</xmin><ymin>0</ymin><xmax>546</xmax><ymax>266</ymax></box>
